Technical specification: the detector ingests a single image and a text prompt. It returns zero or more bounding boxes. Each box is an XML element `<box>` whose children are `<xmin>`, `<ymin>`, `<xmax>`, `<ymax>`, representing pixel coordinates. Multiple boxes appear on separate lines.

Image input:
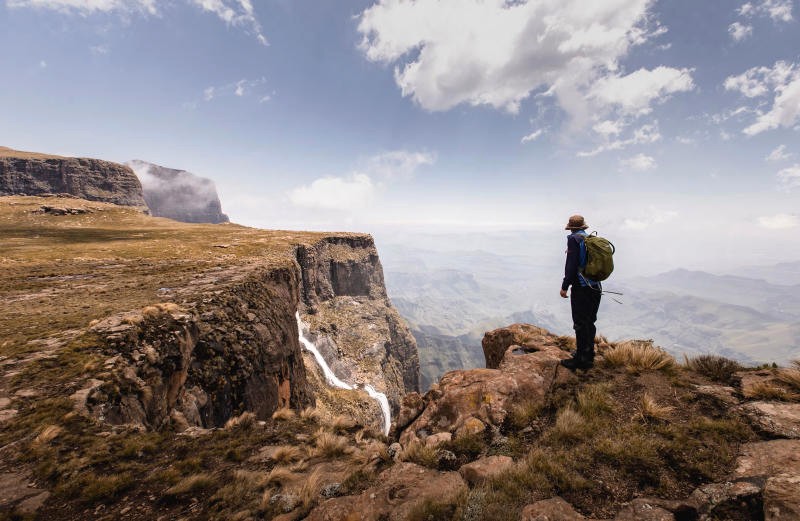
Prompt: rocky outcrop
<box><xmin>296</xmin><ymin>237</ymin><xmax>420</xmax><ymax>415</ymax></box>
<box><xmin>397</xmin><ymin>324</ymin><xmax>569</xmax><ymax>445</ymax></box>
<box><xmin>0</xmin><ymin>147</ymin><xmax>146</xmax><ymax>208</ymax></box>
<box><xmin>305</xmin><ymin>462</ymin><xmax>467</xmax><ymax>521</ymax></box>
<box><xmin>126</xmin><ymin>160</ymin><xmax>229</xmax><ymax>224</ymax></box>
<box><xmin>84</xmin><ymin>266</ymin><xmax>312</xmax><ymax>429</ymax></box>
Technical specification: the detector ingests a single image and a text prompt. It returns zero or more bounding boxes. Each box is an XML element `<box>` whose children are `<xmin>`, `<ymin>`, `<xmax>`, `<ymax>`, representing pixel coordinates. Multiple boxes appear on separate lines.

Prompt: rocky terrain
<box><xmin>126</xmin><ymin>160</ymin><xmax>229</xmax><ymax>224</ymax></box>
<box><xmin>1</xmin><ymin>193</ymin><xmax>799</xmax><ymax>520</ymax></box>
<box><xmin>0</xmin><ymin>147</ymin><xmax>147</xmax><ymax>209</ymax></box>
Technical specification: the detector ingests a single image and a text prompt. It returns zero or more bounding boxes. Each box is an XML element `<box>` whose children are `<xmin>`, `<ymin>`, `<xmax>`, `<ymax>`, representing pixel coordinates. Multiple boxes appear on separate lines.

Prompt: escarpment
<box><xmin>0</xmin><ymin>195</ymin><xmax>419</xmax><ymax>434</ymax></box>
<box><xmin>0</xmin><ymin>147</ymin><xmax>147</xmax><ymax>209</ymax></box>
<box><xmin>295</xmin><ymin>236</ymin><xmax>420</xmax><ymax>417</ymax></box>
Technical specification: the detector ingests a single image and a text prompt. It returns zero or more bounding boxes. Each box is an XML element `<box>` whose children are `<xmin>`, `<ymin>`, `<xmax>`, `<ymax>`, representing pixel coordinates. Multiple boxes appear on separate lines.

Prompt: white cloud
<box><xmin>593</xmin><ymin>120</ymin><xmax>624</xmax><ymax>136</ymax></box>
<box><xmin>288</xmin><ymin>150</ymin><xmax>435</xmax><ymax>211</ymax></box>
<box><xmin>738</xmin><ymin>0</ymin><xmax>793</xmax><ymax>22</ymax></box>
<box><xmin>589</xmin><ymin>66</ymin><xmax>695</xmax><ymax>117</ymax></box>
<box><xmin>8</xmin><ymin>0</ymin><xmax>266</xmax><ymax>44</ymax></box>
<box><xmin>728</xmin><ymin>22</ymin><xmax>753</xmax><ymax>41</ymax></box>
<box><xmin>201</xmin><ymin>77</ymin><xmax>267</xmax><ymax>103</ymax></box>
<box><xmin>766</xmin><ymin>144</ymin><xmax>793</xmax><ymax>162</ymax></box>
<box><xmin>578</xmin><ymin>122</ymin><xmax>661</xmax><ymax>156</ymax></box>
<box><xmin>520</xmin><ymin>129</ymin><xmax>544</xmax><ymax>144</ymax></box>
<box><xmin>778</xmin><ymin>164</ymin><xmax>800</xmax><ymax>189</ymax></box>
<box><xmin>289</xmin><ymin>174</ymin><xmax>377</xmax><ymax>211</ymax></box>
<box><xmin>724</xmin><ymin>61</ymin><xmax>800</xmax><ymax>135</ymax></box>
<box><xmin>356</xmin><ymin>0</ymin><xmax>687</xmax><ymax>133</ymax></box>
<box><xmin>39</xmin><ymin>60</ymin><xmax>47</xmax><ymax>68</ymax></box>
<box><xmin>758</xmin><ymin>213</ymin><xmax>799</xmax><ymax>229</ymax></box>
<box><xmin>620</xmin><ymin>153</ymin><xmax>656</xmax><ymax>171</ymax></box>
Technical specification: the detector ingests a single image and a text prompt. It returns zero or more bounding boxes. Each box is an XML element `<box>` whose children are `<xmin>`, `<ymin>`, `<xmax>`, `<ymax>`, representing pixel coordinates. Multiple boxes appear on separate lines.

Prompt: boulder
<box><xmin>738</xmin><ymin>402</ymin><xmax>800</xmax><ymax>439</ymax></box>
<box><xmin>520</xmin><ymin>497</ymin><xmax>585</xmax><ymax>521</ymax></box>
<box><xmin>483</xmin><ymin>323</ymin><xmax>569</xmax><ymax>369</ymax></box>
<box><xmin>305</xmin><ymin>463</ymin><xmax>467</xmax><ymax>521</ymax></box>
<box><xmin>764</xmin><ymin>474</ymin><xmax>800</xmax><ymax>520</ymax></box>
<box><xmin>400</xmin><ymin>326</ymin><xmax>568</xmax><ymax>443</ymax></box>
<box><xmin>458</xmin><ymin>455</ymin><xmax>513</xmax><ymax>486</ymax></box>
<box><xmin>692</xmin><ymin>385</ymin><xmax>740</xmax><ymax>407</ymax></box>
<box><xmin>688</xmin><ymin>481</ymin><xmax>763</xmax><ymax>519</ymax></box>
<box><xmin>425</xmin><ymin>432</ymin><xmax>452</xmax><ymax>448</ymax></box>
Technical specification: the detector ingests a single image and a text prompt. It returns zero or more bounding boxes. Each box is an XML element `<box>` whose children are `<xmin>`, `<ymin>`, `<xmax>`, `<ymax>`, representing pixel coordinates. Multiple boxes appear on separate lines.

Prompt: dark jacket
<box><xmin>562</xmin><ymin>231</ymin><xmax>600</xmax><ymax>291</ymax></box>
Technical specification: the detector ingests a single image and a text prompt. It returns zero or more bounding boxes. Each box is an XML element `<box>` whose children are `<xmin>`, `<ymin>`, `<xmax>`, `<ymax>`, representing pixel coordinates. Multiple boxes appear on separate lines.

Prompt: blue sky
<box><xmin>2</xmin><ymin>0</ymin><xmax>800</xmax><ymax>271</ymax></box>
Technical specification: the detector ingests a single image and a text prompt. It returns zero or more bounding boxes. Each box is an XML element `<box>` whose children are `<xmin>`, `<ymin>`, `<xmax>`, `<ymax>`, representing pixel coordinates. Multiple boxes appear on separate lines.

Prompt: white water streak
<box><xmin>295</xmin><ymin>312</ymin><xmax>391</xmax><ymax>435</ymax></box>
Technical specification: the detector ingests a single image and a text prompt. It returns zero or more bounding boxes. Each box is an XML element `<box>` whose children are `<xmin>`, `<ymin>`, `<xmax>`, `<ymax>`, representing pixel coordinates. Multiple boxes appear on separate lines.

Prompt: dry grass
<box><xmin>575</xmin><ymin>383</ymin><xmax>614</xmax><ymax>418</ymax></box>
<box><xmin>400</xmin><ymin>440</ymin><xmax>439</xmax><ymax>468</ymax></box>
<box><xmin>292</xmin><ymin>468</ymin><xmax>324</xmax><ymax>513</ymax></box>
<box><xmin>506</xmin><ymin>398</ymin><xmax>543</xmax><ymax>431</ymax></box>
<box><xmin>329</xmin><ymin>414</ymin><xmax>357</xmax><ymax>433</ymax></box>
<box><xmin>635</xmin><ymin>393</ymin><xmax>674</xmax><ymax>422</ymax></box>
<box><xmin>165</xmin><ymin>473</ymin><xmax>217</xmax><ymax>496</ymax></box>
<box><xmin>224</xmin><ymin>411</ymin><xmax>256</xmax><ymax>431</ymax></box>
<box><xmin>550</xmin><ymin>408</ymin><xmax>588</xmax><ymax>442</ymax></box>
<box><xmin>32</xmin><ymin>424</ymin><xmax>62</xmax><ymax>447</ymax></box>
<box><xmin>602</xmin><ymin>340</ymin><xmax>676</xmax><ymax>372</ymax></box>
<box><xmin>270</xmin><ymin>445</ymin><xmax>304</xmax><ymax>464</ymax></box>
<box><xmin>271</xmin><ymin>408</ymin><xmax>296</xmax><ymax>421</ymax></box>
<box><xmin>312</xmin><ymin>431</ymin><xmax>352</xmax><ymax>459</ymax></box>
<box><xmin>684</xmin><ymin>354</ymin><xmax>743</xmax><ymax>383</ymax></box>
<box><xmin>776</xmin><ymin>368</ymin><xmax>800</xmax><ymax>392</ymax></box>
<box><xmin>746</xmin><ymin>381</ymin><xmax>797</xmax><ymax>401</ymax></box>
<box><xmin>300</xmin><ymin>407</ymin><xmax>321</xmax><ymax>422</ymax></box>
<box><xmin>265</xmin><ymin>466</ymin><xmax>297</xmax><ymax>488</ymax></box>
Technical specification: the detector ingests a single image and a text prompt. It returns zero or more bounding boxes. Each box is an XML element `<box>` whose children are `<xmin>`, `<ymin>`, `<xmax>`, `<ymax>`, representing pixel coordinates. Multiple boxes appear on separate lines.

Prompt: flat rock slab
<box><xmin>764</xmin><ymin>474</ymin><xmax>800</xmax><ymax>520</ymax></box>
<box><xmin>305</xmin><ymin>462</ymin><xmax>467</xmax><ymax>521</ymax></box>
<box><xmin>521</xmin><ymin>497</ymin><xmax>586</xmax><ymax>520</ymax></box>
<box><xmin>735</xmin><ymin>440</ymin><xmax>800</xmax><ymax>480</ymax></box>
<box><xmin>0</xmin><ymin>472</ymin><xmax>47</xmax><ymax>510</ymax></box>
<box><xmin>693</xmin><ymin>385</ymin><xmax>740</xmax><ymax>406</ymax></box>
<box><xmin>613</xmin><ymin>498</ymin><xmax>675</xmax><ymax>521</ymax></box>
<box><xmin>739</xmin><ymin>402</ymin><xmax>800</xmax><ymax>439</ymax></box>
<box><xmin>458</xmin><ymin>455</ymin><xmax>513</xmax><ymax>486</ymax></box>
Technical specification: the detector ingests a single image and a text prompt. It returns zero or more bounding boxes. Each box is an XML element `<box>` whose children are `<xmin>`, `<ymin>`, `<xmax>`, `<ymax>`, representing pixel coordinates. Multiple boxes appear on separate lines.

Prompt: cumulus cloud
<box><xmin>578</xmin><ymin>122</ymin><xmax>661</xmax><ymax>156</ymax></box>
<box><xmin>7</xmin><ymin>0</ymin><xmax>266</xmax><ymax>44</ymax></box>
<box><xmin>724</xmin><ymin>61</ymin><xmax>800</xmax><ymax>135</ymax></box>
<box><xmin>766</xmin><ymin>144</ymin><xmax>793</xmax><ymax>162</ymax></box>
<box><xmin>738</xmin><ymin>0</ymin><xmax>793</xmax><ymax>23</ymax></box>
<box><xmin>520</xmin><ymin>129</ymin><xmax>544</xmax><ymax>144</ymax></box>
<box><xmin>728</xmin><ymin>22</ymin><xmax>753</xmax><ymax>41</ymax></box>
<box><xmin>289</xmin><ymin>174</ymin><xmax>376</xmax><ymax>211</ymax></box>
<box><xmin>758</xmin><ymin>213</ymin><xmax>799</xmax><ymax>229</ymax></box>
<box><xmin>620</xmin><ymin>153</ymin><xmax>657</xmax><ymax>171</ymax></box>
<box><xmin>356</xmin><ymin>0</ymin><xmax>691</xmax><ymax>140</ymax></box>
<box><xmin>778</xmin><ymin>164</ymin><xmax>800</xmax><ymax>189</ymax></box>
<box><xmin>288</xmin><ymin>150</ymin><xmax>434</xmax><ymax>211</ymax></box>
<box><xmin>589</xmin><ymin>66</ymin><xmax>695</xmax><ymax>117</ymax></box>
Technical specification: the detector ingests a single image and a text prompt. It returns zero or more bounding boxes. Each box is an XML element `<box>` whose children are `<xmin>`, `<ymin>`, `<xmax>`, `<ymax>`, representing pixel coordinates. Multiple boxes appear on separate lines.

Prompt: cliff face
<box><xmin>126</xmin><ymin>159</ymin><xmax>229</xmax><ymax>224</ymax></box>
<box><xmin>0</xmin><ymin>196</ymin><xmax>418</xmax><ymax>433</ymax></box>
<box><xmin>0</xmin><ymin>147</ymin><xmax>147</xmax><ymax>209</ymax></box>
<box><xmin>296</xmin><ymin>236</ymin><xmax>420</xmax><ymax>415</ymax></box>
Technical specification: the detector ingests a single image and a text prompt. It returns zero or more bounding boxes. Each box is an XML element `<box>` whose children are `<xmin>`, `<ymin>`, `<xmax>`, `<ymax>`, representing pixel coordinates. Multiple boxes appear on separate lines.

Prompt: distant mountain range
<box><xmin>381</xmin><ymin>243</ymin><xmax>800</xmax><ymax>389</ymax></box>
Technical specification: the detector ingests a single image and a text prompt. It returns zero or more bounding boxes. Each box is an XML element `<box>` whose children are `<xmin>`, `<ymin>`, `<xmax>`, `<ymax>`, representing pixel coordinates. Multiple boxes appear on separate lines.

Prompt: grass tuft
<box><xmin>270</xmin><ymin>445</ymin><xmax>304</xmax><ymax>464</ymax></box>
<box><xmin>312</xmin><ymin>431</ymin><xmax>352</xmax><ymax>459</ymax></box>
<box><xmin>575</xmin><ymin>383</ymin><xmax>614</xmax><ymax>418</ymax></box>
<box><xmin>550</xmin><ymin>408</ymin><xmax>588</xmax><ymax>442</ymax></box>
<box><xmin>224</xmin><ymin>411</ymin><xmax>256</xmax><ymax>431</ymax></box>
<box><xmin>635</xmin><ymin>392</ymin><xmax>674</xmax><ymax>422</ymax></box>
<box><xmin>400</xmin><ymin>440</ymin><xmax>439</xmax><ymax>468</ymax></box>
<box><xmin>684</xmin><ymin>354</ymin><xmax>743</xmax><ymax>383</ymax></box>
<box><xmin>745</xmin><ymin>381</ymin><xmax>797</xmax><ymax>401</ymax></box>
<box><xmin>164</xmin><ymin>473</ymin><xmax>217</xmax><ymax>497</ymax></box>
<box><xmin>271</xmin><ymin>408</ymin><xmax>296</xmax><ymax>421</ymax></box>
<box><xmin>776</xmin><ymin>368</ymin><xmax>800</xmax><ymax>392</ymax></box>
<box><xmin>602</xmin><ymin>340</ymin><xmax>676</xmax><ymax>372</ymax></box>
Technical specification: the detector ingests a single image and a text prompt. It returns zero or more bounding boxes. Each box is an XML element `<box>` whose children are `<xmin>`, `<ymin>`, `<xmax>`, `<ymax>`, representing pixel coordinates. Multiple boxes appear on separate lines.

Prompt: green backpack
<box><xmin>581</xmin><ymin>232</ymin><xmax>615</xmax><ymax>281</ymax></box>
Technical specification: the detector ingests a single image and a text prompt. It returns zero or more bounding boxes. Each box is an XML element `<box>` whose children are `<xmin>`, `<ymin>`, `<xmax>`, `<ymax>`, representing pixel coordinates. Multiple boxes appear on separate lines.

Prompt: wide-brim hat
<box><xmin>565</xmin><ymin>214</ymin><xmax>589</xmax><ymax>230</ymax></box>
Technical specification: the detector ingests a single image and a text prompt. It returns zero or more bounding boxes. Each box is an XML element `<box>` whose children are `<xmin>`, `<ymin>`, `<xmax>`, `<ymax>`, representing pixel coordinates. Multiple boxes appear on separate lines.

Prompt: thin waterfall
<box><xmin>295</xmin><ymin>312</ymin><xmax>391</xmax><ymax>435</ymax></box>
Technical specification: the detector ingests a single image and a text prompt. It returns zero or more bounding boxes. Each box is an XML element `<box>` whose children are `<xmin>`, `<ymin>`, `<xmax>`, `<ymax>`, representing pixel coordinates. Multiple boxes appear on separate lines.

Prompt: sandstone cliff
<box><xmin>0</xmin><ymin>147</ymin><xmax>147</xmax><ymax>209</ymax></box>
<box><xmin>126</xmin><ymin>159</ymin><xmax>229</xmax><ymax>224</ymax></box>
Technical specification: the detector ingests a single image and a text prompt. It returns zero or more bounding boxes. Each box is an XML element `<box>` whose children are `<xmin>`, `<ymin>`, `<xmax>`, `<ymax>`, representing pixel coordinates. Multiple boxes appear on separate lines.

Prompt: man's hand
<box><xmin>560</xmin><ymin>289</ymin><xmax>568</xmax><ymax>298</ymax></box>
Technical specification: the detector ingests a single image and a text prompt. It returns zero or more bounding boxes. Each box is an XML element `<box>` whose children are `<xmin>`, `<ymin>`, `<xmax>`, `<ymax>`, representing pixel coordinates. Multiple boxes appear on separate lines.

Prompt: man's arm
<box><xmin>561</xmin><ymin>235</ymin><xmax>579</xmax><ymax>293</ymax></box>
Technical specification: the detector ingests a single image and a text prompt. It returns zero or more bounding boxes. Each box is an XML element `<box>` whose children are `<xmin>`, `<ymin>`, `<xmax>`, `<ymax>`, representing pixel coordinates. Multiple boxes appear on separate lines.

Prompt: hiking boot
<box><xmin>560</xmin><ymin>356</ymin><xmax>593</xmax><ymax>371</ymax></box>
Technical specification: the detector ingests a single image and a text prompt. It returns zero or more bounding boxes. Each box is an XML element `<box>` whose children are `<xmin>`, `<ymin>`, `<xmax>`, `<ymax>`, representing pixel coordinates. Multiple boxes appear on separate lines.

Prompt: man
<box><xmin>559</xmin><ymin>215</ymin><xmax>602</xmax><ymax>371</ymax></box>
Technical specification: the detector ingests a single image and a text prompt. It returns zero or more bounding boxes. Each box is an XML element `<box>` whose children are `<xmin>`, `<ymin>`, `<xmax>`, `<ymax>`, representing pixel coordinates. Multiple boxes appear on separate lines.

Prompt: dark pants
<box><xmin>571</xmin><ymin>285</ymin><xmax>601</xmax><ymax>361</ymax></box>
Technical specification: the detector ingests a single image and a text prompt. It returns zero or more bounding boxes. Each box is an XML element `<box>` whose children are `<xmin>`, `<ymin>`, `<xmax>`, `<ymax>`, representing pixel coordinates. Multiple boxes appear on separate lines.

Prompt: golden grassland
<box><xmin>0</xmin><ymin>195</ymin><xmax>366</xmax><ymax>357</ymax></box>
<box><xmin>0</xmin><ymin>146</ymin><xmax>67</xmax><ymax>160</ymax></box>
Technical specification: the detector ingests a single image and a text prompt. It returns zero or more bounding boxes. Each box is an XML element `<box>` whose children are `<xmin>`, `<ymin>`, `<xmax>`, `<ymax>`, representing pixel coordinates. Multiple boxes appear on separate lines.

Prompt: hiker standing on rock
<box><xmin>559</xmin><ymin>215</ymin><xmax>602</xmax><ymax>371</ymax></box>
